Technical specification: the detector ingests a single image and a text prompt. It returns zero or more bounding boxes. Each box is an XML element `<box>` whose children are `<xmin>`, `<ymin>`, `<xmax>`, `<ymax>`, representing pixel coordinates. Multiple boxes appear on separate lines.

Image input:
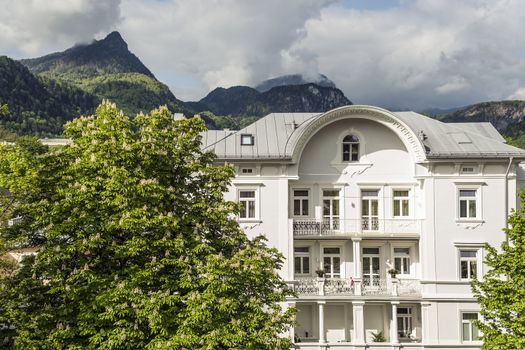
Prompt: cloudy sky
<box><xmin>1</xmin><ymin>0</ymin><xmax>525</xmax><ymax>110</ymax></box>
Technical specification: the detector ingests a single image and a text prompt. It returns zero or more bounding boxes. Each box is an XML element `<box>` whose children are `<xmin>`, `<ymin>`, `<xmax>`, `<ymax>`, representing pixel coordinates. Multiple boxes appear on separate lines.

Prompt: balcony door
<box><xmin>361</xmin><ymin>190</ymin><xmax>379</xmax><ymax>231</ymax></box>
<box><xmin>362</xmin><ymin>247</ymin><xmax>380</xmax><ymax>286</ymax></box>
<box><xmin>322</xmin><ymin>189</ymin><xmax>340</xmax><ymax>231</ymax></box>
<box><xmin>323</xmin><ymin>247</ymin><xmax>341</xmax><ymax>278</ymax></box>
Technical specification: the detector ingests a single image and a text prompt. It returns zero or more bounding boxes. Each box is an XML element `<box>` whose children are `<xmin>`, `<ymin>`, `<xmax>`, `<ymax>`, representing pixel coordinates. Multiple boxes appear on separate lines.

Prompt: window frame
<box><xmin>320</xmin><ymin>243</ymin><xmax>345</xmax><ymax>278</ymax></box>
<box><xmin>455</xmin><ymin>245</ymin><xmax>483</xmax><ymax>281</ymax></box>
<box><xmin>342</xmin><ymin>134</ymin><xmax>360</xmax><ymax>162</ymax></box>
<box><xmin>460</xmin><ymin>311</ymin><xmax>481</xmax><ymax>343</ymax></box>
<box><xmin>240</xmin><ymin>134</ymin><xmax>254</xmax><ymax>146</ymax></box>
<box><xmin>394</xmin><ymin>247</ymin><xmax>411</xmax><ymax>276</ymax></box>
<box><xmin>294</xmin><ymin>246</ymin><xmax>311</xmax><ymax>276</ymax></box>
<box><xmin>455</xmin><ymin>184</ymin><xmax>483</xmax><ymax>221</ymax></box>
<box><xmin>292</xmin><ymin>189</ymin><xmax>310</xmax><ymax>217</ymax></box>
<box><xmin>392</xmin><ymin>189</ymin><xmax>410</xmax><ymax>218</ymax></box>
<box><xmin>397</xmin><ymin>307</ymin><xmax>413</xmax><ymax>339</ymax></box>
<box><xmin>237</xmin><ymin>187</ymin><xmax>260</xmax><ymax>221</ymax></box>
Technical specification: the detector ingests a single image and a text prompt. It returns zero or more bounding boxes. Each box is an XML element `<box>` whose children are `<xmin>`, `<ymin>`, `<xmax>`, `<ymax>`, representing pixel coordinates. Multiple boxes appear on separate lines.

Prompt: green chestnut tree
<box><xmin>472</xmin><ymin>191</ymin><xmax>525</xmax><ymax>349</ymax></box>
<box><xmin>0</xmin><ymin>101</ymin><xmax>294</xmax><ymax>349</ymax></box>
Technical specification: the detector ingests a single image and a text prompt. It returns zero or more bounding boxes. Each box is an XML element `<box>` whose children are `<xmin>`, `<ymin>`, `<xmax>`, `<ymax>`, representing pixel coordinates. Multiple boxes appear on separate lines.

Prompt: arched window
<box><xmin>342</xmin><ymin>135</ymin><xmax>359</xmax><ymax>162</ymax></box>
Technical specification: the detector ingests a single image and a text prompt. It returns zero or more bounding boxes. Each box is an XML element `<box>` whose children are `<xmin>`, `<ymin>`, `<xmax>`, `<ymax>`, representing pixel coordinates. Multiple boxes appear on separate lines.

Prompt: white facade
<box><xmin>202</xmin><ymin>105</ymin><xmax>525</xmax><ymax>350</ymax></box>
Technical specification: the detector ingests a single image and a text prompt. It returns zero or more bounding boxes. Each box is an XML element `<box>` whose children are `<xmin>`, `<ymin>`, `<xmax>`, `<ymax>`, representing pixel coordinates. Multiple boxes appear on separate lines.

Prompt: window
<box><xmin>240</xmin><ymin>134</ymin><xmax>254</xmax><ymax>145</ymax></box>
<box><xmin>323</xmin><ymin>247</ymin><xmax>341</xmax><ymax>278</ymax></box>
<box><xmin>459</xmin><ymin>189</ymin><xmax>477</xmax><ymax>219</ymax></box>
<box><xmin>459</xmin><ymin>250</ymin><xmax>478</xmax><ymax>280</ymax></box>
<box><xmin>461</xmin><ymin>166</ymin><xmax>476</xmax><ymax>174</ymax></box>
<box><xmin>397</xmin><ymin>307</ymin><xmax>413</xmax><ymax>339</ymax></box>
<box><xmin>323</xmin><ymin>189</ymin><xmax>340</xmax><ymax>230</ymax></box>
<box><xmin>294</xmin><ymin>247</ymin><xmax>310</xmax><ymax>275</ymax></box>
<box><xmin>394</xmin><ymin>248</ymin><xmax>411</xmax><ymax>275</ymax></box>
<box><xmin>239</xmin><ymin>190</ymin><xmax>256</xmax><ymax>219</ymax></box>
<box><xmin>342</xmin><ymin>135</ymin><xmax>359</xmax><ymax>162</ymax></box>
<box><xmin>461</xmin><ymin>312</ymin><xmax>480</xmax><ymax>342</ymax></box>
<box><xmin>241</xmin><ymin>167</ymin><xmax>253</xmax><ymax>174</ymax></box>
<box><xmin>293</xmin><ymin>189</ymin><xmax>309</xmax><ymax>216</ymax></box>
<box><xmin>393</xmin><ymin>190</ymin><xmax>409</xmax><ymax>217</ymax></box>
<box><xmin>362</xmin><ymin>190</ymin><xmax>379</xmax><ymax>231</ymax></box>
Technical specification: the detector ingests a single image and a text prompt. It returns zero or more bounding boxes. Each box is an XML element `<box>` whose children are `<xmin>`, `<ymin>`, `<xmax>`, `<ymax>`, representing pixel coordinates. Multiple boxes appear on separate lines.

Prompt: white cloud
<box><xmin>507</xmin><ymin>87</ymin><xmax>525</xmax><ymax>100</ymax></box>
<box><xmin>0</xmin><ymin>0</ymin><xmax>121</xmax><ymax>56</ymax></box>
<box><xmin>283</xmin><ymin>0</ymin><xmax>525</xmax><ymax>109</ymax></box>
<box><xmin>117</xmin><ymin>0</ymin><xmax>334</xmax><ymax>100</ymax></box>
<box><xmin>2</xmin><ymin>0</ymin><xmax>525</xmax><ymax>108</ymax></box>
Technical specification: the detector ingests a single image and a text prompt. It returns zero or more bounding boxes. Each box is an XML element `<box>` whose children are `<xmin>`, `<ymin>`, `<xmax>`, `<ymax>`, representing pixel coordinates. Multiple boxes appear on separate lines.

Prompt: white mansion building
<box><xmin>201</xmin><ymin>105</ymin><xmax>525</xmax><ymax>350</ymax></box>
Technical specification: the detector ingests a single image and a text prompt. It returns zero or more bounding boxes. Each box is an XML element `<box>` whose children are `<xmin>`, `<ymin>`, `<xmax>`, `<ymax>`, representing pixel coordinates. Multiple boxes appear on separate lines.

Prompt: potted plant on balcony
<box><xmin>371</xmin><ymin>330</ymin><xmax>386</xmax><ymax>342</ymax></box>
<box><xmin>315</xmin><ymin>269</ymin><xmax>325</xmax><ymax>278</ymax></box>
<box><xmin>388</xmin><ymin>268</ymin><xmax>399</xmax><ymax>278</ymax></box>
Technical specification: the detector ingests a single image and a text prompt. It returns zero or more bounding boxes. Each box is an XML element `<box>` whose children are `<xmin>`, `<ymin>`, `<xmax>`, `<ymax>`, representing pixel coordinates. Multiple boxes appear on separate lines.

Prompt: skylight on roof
<box><xmin>240</xmin><ymin>134</ymin><xmax>254</xmax><ymax>146</ymax></box>
<box><xmin>449</xmin><ymin>132</ymin><xmax>472</xmax><ymax>144</ymax></box>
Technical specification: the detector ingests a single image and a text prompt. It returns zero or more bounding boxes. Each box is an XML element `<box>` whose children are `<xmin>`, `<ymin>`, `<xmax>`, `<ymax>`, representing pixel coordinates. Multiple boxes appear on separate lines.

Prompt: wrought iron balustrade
<box><xmin>293</xmin><ymin>218</ymin><xmax>420</xmax><ymax>236</ymax></box>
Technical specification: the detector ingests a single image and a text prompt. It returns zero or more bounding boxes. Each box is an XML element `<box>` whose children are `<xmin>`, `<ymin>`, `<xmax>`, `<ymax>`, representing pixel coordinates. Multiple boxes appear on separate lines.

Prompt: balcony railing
<box><xmin>294</xmin><ymin>277</ymin><xmax>421</xmax><ymax>297</ymax></box>
<box><xmin>398</xmin><ymin>278</ymin><xmax>421</xmax><ymax>296</ymax></box>
<box><xmin>362</xmin><ymin>277</ymin><xmax>388</xmax><ymax>296</ymax></box>
<box><xmin>293</xmin><ymin>218</ymin><xmax>420</xmax><ymax>236</ymax></box>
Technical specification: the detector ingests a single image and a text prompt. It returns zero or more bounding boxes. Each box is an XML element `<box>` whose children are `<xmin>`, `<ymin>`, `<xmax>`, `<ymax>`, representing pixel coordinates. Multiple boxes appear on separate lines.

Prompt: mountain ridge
<box><xmin>255</xmin><ymin>73</ymin><xmax>336</xmax><ymax>92</ymax></box>
<box><xmin>19</xmin><ymin>31</ymin><xmax>187</xmax><ymax>117</ymax></box>
<box><xmin>188</xmin><ymin>83</ymin><xmax>352</xmax><ymax>117</ymax></box>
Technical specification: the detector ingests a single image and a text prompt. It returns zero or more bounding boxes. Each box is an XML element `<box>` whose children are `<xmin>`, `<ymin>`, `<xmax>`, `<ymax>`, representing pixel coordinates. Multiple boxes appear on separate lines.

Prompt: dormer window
<box><xmin>342</xmin><ymin>135</ymin><xmax>359</xmax><ymax>162</ymax></box>
<box><xmin>241</xmin><ymin>134</ymin><xmax>254</xmax><ymax>146</ymax></box>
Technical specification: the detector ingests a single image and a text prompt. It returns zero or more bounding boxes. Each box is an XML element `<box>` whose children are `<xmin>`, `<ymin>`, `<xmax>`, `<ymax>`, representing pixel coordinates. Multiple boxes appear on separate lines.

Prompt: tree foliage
<box><xmin>0</xmin><ymin>101</ymin><xmax>294</xmax><ymax>349</ymax></box>
<box><xmin>472</xmin><ymin>191</ymin><xmax>525</xmax><ymax>349</ymax></box>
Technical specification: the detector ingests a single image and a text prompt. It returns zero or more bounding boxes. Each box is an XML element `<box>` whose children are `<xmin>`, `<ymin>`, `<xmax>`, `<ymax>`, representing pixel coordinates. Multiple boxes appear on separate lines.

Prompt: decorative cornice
<box><xmin>287</xmin><ymin>105</ymin><xmax>427</xmax><ymax>163</ymax></box>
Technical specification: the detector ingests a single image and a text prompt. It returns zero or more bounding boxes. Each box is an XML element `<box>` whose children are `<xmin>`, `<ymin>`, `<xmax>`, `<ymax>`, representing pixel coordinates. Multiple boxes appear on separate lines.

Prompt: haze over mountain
<box><xmin>255</xmin><ymin>74</ymin><xmax>336</xmax><ymax>93</ymax></box>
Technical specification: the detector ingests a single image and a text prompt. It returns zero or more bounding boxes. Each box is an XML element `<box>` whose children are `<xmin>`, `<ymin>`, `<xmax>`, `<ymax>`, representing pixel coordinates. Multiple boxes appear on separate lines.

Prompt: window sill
<box><xmin>238</xmin><ymin>219</ymin><xmax>262</xmax><ymax>223</ymax></box>
<box><xmin>455</xmin><ymin>219</ymin><xmax>484</xmax><ymax>224</ymax></box>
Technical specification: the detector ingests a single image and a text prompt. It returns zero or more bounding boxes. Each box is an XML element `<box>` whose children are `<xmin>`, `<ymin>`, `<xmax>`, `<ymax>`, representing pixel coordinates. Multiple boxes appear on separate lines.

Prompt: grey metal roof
<box><xmin>202</xmin><ymin>113</ymin><xmax>320</xmax><ymax>159</ymax></box>
<box><xmin>392</xmin><ymin>112</ymin><xmax>525</xmax><ymax>158</ymax></box>
<box><xmin>203</xmin><ymin>107</ymin><xmax>525</xmax><ymax>161</ymax></box>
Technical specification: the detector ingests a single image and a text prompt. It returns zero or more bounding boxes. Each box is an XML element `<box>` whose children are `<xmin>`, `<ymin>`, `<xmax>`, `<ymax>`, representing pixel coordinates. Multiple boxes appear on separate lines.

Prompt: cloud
<box><xmin>282</xmin><ymin>0</ymin><xmax>525</xmax><ymax>109</ymax></box>
<box><xmin>3</xmin><ymin>0</ymin><xmax>525</xmax><ymax>108</ymax></box>
<box><xmin>507</xmin><ymin>87</ymin><xmax>525</xmax><ymax>100</ymax></box>
<box><xmin>117</xmin><ymin>0</ymin><xmax>334</xmax><ymax>100</ymax></box>
<box><xmin>0</xmin><ymin>0</ymin><xmax>121</xmax><ymax>57</ymax></box>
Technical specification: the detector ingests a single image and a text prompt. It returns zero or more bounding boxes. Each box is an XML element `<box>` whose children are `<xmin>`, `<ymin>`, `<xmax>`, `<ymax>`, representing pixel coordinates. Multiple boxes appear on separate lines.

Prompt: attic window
<box><xmin>241</xmin><ymin>134</ymin><xmax>254</xmax><ymax>146</ymax></box>
<box><xmin>461</xmin><ymin>165</ymin><xmax>476</xmax><ymax>174</ymax></box>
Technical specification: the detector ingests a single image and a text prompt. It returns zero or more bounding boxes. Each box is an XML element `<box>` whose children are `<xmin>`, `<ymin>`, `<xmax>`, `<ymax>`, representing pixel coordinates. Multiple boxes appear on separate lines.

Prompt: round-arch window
<box><xmin>342</xmin><ymin>135</ymin><xmax>359</xmax><ymax>162</ymax></box>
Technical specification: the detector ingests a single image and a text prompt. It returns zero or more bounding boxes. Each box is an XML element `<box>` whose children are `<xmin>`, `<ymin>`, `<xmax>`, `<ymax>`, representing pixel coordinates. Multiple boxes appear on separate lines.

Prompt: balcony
<box><xmin>292</xmin><ymin>218</ymin><xmax>421</xmax><ymax>237</ymax></box>
<box><xmin>294</xmin><ymin>277</ymin><xmax>421</xmax><ymax>297</ymax></box>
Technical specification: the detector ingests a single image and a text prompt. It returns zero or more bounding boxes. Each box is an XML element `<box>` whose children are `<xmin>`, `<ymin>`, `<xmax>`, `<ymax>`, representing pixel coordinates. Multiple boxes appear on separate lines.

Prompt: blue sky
<box><xmin>2</xmin><ymin>0</ymin><xmax>525</xmax><ymax>109</ymax></box>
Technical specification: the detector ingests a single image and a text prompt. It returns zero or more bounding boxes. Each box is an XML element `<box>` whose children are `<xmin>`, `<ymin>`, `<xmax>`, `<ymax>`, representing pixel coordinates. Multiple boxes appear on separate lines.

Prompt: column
<box><xmin>352</xmin><ymin>301</ymin><xmax>365</xmax><ymax>345</ymax></box>
<box><xmin>288</xmin><ymin>301</ymin><xmax>296</xmax><ymax>343</ymax></box>
<box><xmin>421</xmin><ymin>302</ymin><xmax>431</xmax><ymax>343</ymax></box>
<box><xmin>344</xmin><ymin>303</ymin><xmax>350</xmax><ymax>342</ymax></box>
<box><xmin>318</xmin><ymin>301</ymin><xmax>326</xmax><ymax>343</ymax></box>
<box><xmin>391</xmin><ymin>302</ymin><xmax>399</xmax><ymax>344</ymax></box>
<box><xmin>353</xmin><ymin>238</ymin><xmax>362</xmax><ymax>295</ymax></box>
<box><xmin>353</xmin><ymin>238</ymin><xmax>362</xmax><ymax>277</ymax></box>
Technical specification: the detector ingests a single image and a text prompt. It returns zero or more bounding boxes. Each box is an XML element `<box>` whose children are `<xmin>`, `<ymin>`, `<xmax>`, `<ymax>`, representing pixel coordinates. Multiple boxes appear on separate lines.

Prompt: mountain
<box><xmin>442</xmin><ymin>100</ymin><xmax>525</xmax><ymax>137</ymax></box>
<box><xmin>190</xmin><ymin>83</ymin><xmax>352</xmax><ymax>117</ymax></box>
<box><xmin>255</xmin><ymin>73</ymin><xmax>336</xmax><ymax>92</ymax></box>
<box><xmin>420</xmin><ymin>106</ymin><xmax>465</xmax><ymax>117</ymax></box>
<box><xmin>0</xmin><ymin>56</ymin><xmax>98</xmax><ymax>136</ymax></box>
<box><xmin>20</xmin><ymin>31</ymin><xmax>187</xmax><ymax>116</ymax></box>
